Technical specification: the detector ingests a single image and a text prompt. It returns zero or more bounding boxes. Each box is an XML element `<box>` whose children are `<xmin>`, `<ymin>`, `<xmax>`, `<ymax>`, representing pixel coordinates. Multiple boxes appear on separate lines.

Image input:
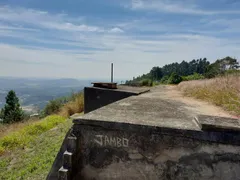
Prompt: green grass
<box><xmin>0</xmin><ymin>115</ymin><xmax>66</xmax><ymax>154</ymax></box>
<box><xmin>0</xmin><ymin>116</ymin><xmax>72</xmax><ymax>179</ymax></box>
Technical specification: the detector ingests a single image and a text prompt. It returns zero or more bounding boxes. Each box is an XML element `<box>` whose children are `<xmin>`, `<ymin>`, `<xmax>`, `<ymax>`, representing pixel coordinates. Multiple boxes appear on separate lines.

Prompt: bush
<box><xmin>167</xmin><ymin>73</ymin><xmax>183</xmax><ymax>84</ymax></box>
<box><xmin>140</xmin><ymin>79</ymin><xmax>153</xmax><ymax>87</ymax></box>
<box><xmin>42</xmin><ymin>92</ymin><xmax>83</xmax><ymax>117</ymax></box>
<box><xmin>160</xmin><ymin>75</ymin><xmax>169</xmax><ymax>84</ymax></box>
<box><xmin>43</xmin><ymin>99</ymin><xmax>63</xmax><ymax>116</ymax></box>
<box><xmin>58</xmin><ymin>93</ymin><xmax>84</xmax><ymax>117</ymax></box>
<box><xmin>224</xmin><ymin>69</ymin><xmax>240</xmax><ymax>75</ymax></box>
<box><xmin>182</xmin><ymin>73</ymin><xmax>205</xmax><ymax>81</ymax></box>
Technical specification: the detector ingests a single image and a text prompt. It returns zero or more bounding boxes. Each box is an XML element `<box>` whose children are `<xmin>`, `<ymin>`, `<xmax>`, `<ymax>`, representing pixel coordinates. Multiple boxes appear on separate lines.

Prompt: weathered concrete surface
<box><xmin>142</xmin><ymin>85</ymin><xmax>235</xmax><ymax>118</ymax></box>
<box><xmin>72</xmin><ymin>124</ymin><xmax>240</xmax><ymax>180</ymax></box>
<box><xmin>81</xmin><ymin>85</ymin><xmax>238</xmax><ymax>130</ymax></box>
<box><xmin>49</xmin><ymin>85</ymin><xmax>240</xmax><ymax>180</ymax></box>
<box><xmin>71</xmin><ymin>86</ymin><xmax>240</xmax><ymax>179</ymax></box>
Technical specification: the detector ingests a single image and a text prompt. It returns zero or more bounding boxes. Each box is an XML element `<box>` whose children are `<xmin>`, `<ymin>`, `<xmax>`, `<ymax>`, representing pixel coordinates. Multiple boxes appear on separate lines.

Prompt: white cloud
<box><xmin>129</xmin><ymin>0</ymin><xmax>240</xmax><ymax>15</ymax></box>
<box><xmin>0</xmin><ymin>5</ymin><xmax>240</xmax><ymax>79</ymax></box>
<box><xmin>109</xmin><ymin>27</ymin><xmax>124</xmax><ymax>33</ymax></box>
<box><xmin>0</xmin><ymin>24</ymin><xmax>38</xmax><ymax>32</ymax></box>
<box><xmin>0</xmin><ymin>6</ymin><xmax>102</xmax><ymax>32</ymax></box>
<box><xmin>1</xmin><ymin>30</ymin><xmax>240</xmax><ymax>79</ymax></box>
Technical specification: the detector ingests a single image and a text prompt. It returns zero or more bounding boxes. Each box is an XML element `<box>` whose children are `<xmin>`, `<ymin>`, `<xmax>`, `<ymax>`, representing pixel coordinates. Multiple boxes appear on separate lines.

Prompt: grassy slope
<box><xmin>178</xmin><ymin>74</ymin><xmax>240</xmax><ymax>116</ymax></box>
<box><xmin>0</xmin><ymin>118</ymin><xmax>72</xmax><ymax>180</ymax></box>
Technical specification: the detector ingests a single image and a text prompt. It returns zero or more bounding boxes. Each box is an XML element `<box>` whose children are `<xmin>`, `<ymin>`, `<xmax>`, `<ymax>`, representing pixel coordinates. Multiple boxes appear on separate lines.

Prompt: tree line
<box><xmin>125</xmin><ymin>56</ymin><xmax>239</xmax><ymax>86</ymax></box>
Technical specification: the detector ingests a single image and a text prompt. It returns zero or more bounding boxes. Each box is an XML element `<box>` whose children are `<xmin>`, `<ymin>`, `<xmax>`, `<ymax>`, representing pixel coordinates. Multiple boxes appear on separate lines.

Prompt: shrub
<box><xmin>224</xmin><ymin>69</ymin><xmax>240</xmax><ymax>75</ymax></box>
<box><xmin>43</xmin><ymin>99</ymin><xmax>64</xmax><ymax>116</ymax></box>
<box><xmin>139</xmin><ymin>79</ymin><xmax>153</xmax><ymax>86</ymax></box>
<box><xmin>167</xmin><ymin>72</ymin><xmax>183</xmax><ymax>84</ymax></box>
<box><xmin>182</xmin><ymin>73</ymin><xmax>205</xmax><ymax>81</ymax></box>
<box><xmin>160</xmin><ymin>75</ymin><xmax>169</xmax><ymax>84</ymax></box>
<box><xmin>58</xmin><ymin>93</ymin><xmax>84</xmax><ymax>117</ymax></box>
<box><xmin>42</xmin><ymin>92</ymin><xmax>83</xmax><ymax>117</ymax></box>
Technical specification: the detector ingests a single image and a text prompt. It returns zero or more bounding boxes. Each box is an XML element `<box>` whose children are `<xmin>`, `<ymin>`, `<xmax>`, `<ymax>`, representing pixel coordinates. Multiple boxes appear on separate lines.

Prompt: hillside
<box><xmin>0</xmin><ymin>90</ymin><xmax>84</xmax><ymax>179</ymax></box>
<box><xmin>0</xmin><ymin>116</ymin><xmax>72</xmax><ymax>179</ymax></box>
<box><xmin>179</xmin><ymin>74</ymin><xmax>240</xmax><ymax>116</ymax></box>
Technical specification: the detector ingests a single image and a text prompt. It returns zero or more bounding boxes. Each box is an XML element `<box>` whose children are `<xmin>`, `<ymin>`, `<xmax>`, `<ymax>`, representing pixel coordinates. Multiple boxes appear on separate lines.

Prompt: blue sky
<box><xmin>0</xmin><ymin>0</ymin><xmax>240</xmax><ymax>79</ymax></box>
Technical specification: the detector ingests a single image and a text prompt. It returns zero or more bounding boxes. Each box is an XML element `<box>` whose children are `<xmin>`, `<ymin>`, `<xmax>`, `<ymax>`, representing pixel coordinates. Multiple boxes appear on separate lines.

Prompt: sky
<box><xmin>0</xmin><ymin>0</ymin><xmax>240</xmax><ymax>80</ymax></box>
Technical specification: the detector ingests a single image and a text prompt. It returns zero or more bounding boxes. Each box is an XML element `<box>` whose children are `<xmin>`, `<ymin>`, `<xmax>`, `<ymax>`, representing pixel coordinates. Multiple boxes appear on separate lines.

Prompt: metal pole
<box><xmin>111</xmin><ymin>63</ymin><xmax>113</xmax><ymax>83</ymax></box>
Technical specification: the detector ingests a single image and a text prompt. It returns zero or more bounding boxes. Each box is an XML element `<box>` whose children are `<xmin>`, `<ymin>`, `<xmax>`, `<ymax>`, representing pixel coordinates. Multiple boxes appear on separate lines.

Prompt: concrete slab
<box><xmin>89</xmin><ymin>85</ymin><xmax>150</xmax><ymax>94</ymax></box>
<box><xmin>116</xmin><ymin>85</ymin><xmax>150</xmax><ymax>94</ymax></box>
<box><xmin>76</xmin><ymin>85</ymin><xmax>239</xmax><ymax>132</ymax></box>
<box><xmin>75</xmin><ymin>96</ymin><xmax>200</xmax><ymax>131</ymax></box>
<box><xmin>197</xmin><ymin>115</ymin><xmax>240</xmax><ymax>131</ymax></box>
<box><xmin>49</xmin><ymin>85</ymin><xmax>240</xmax><ymax>180</ymax></box>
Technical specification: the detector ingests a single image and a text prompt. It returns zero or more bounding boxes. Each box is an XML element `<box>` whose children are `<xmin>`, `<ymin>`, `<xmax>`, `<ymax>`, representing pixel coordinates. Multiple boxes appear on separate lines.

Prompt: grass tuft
<box><xmin>58</xmin><ymin>93</ymin><xmax>84</xmax><ymax>117</ymax></box>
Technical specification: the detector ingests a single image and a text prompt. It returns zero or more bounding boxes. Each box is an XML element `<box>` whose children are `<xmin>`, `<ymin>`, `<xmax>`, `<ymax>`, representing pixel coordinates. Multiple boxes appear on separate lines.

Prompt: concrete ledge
<box><xmin>84</xmin><ymin>86</ymin><xmax>150</xmax><ymax>113</ymax></box>
<box><xmin>197</xmin><ymin>115</ymin><xmax>240</xmax><ymax>132</ymax></box>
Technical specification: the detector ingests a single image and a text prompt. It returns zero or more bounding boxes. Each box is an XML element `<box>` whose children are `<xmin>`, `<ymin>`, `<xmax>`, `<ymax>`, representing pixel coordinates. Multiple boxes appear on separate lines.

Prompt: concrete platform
<box><xmin>75</xmin><ymin>96</ymin><xmax>200</xmax><ymax>130</ymax></box>
<box><xmin>48</xmin><ymin>85</ymin><xmax>240</xmax><ymax>180</ymax></box>
<box><xmin>115</xmin><ymin>85</ymin><xmax>150</xmax><ymax>94</ymax></box>
<box><xmin>75</xmin><ymin>87</ymin><xmax>240</xmax><ymax>133</ymax></box>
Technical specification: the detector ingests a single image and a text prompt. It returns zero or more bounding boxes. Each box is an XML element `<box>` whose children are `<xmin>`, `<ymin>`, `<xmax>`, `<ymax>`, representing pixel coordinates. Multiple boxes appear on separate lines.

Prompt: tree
<box><xmin>1</xmin><ymin>90</ymin><xmax>24</xmax><ymax>123</ymax></box>
<box><xmin>167</xmin><ymin>72</ymin><xmax>183</xmax><ymax>84</ymax></box>
<box><xmin>150</xmin><ymin>67</ymin><xmax>163</xmax><ymax>81</ymax></box>
<box><xmin>205</xmin><ymin>56</ymin><xmax>239</xmax><ymax>78</ymax></box>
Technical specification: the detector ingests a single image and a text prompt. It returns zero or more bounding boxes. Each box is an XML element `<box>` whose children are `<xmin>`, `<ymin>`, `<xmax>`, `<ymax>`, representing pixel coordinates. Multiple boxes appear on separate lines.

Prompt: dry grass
<box><xmin>178</xmin><ymin>74</ymin><xmax>240</xmax><ymax>116</ymax></box>
<box><xmin>58</xmin><ymin>93</ymin><xmax>84</xmax><ymax>117</ymax></box>
<box><xmin>0</xmin><ymin>117</ymin><xmax>41</xmax><ymax>138</ymax></box>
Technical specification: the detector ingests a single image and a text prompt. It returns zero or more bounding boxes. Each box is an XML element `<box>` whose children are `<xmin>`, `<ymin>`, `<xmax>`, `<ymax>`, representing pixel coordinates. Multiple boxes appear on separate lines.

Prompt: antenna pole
<box><xmin>111</xmin><ymin>63</ymin><xmax>113</xmax><ymax>83</ymax></box>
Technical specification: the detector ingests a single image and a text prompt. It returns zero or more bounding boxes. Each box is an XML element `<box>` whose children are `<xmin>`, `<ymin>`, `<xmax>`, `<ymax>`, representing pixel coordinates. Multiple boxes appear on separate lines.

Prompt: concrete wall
<box><xmin>72</xmin><ymin>124</ymin><xmax>240</xmax><ymax>180</ymax></box>
<box><xmin>84</xmin><ymin>87</ymin><xmax>136</xmax><ymax>113</ymax></box>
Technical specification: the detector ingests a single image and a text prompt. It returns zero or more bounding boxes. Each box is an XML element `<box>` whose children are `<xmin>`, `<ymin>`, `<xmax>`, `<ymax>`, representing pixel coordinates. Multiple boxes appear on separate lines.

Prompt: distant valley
<box><xmin>0</xmin><ymin>77</ymin><xmax>92</xmax><ymax>113</ymax></box>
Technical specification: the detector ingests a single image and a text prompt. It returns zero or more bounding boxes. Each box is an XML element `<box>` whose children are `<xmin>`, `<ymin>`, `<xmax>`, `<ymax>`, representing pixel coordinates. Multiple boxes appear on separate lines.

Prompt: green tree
<box><xmin>150</xmin><ymin>67</ymin><xmax>163</xmax><ymax>81</ymax></box>
<box><xmin>1</xmin><ymin>90</ymin><xmax>24</xmax><ymax>123</ymax></box>
<box><xmin>167</xmin><ymin>72</ymin><xmax>183</xmax><ymax>84</ymax></box>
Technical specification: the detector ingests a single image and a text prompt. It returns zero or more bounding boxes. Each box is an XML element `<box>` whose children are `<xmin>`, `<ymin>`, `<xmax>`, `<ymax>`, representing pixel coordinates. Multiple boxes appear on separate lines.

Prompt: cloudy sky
<box><xmin>0</xmin><ymin>0</ymin><xmax>240</xmax><ymax>80</ymax></box>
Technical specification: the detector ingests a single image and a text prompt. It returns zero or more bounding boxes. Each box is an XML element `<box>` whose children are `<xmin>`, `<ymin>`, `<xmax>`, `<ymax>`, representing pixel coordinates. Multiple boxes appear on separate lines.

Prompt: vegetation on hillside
<box><xmin>0</xmin><ymin>116</ymin><xmax>72</xmax><ymax>179</ymax></box>
<box><xmin>0</xmin><ymin>115</ymin><xmax>65</xmax><ymax>155</ymax></box>
<box><xmin>0</xmin><ymin>90</ymin><xmax>84</xmax><ymax>178</ymax></box>
<box><xmin>42</xmin><ymin>91</ymin><xmax>84</xmax><ymax>118</ymax></box>
<box><xmin>126</xmin><ymin>56</ymin><xmax>239</xmax><ymax>86</ymax></box>
<box><xmin>58</xmin><ymin>92</ymin><xmax>84</xmax><ymax>117</ymax></box>
<box><xmin>179</xmin><ymin>74</ymin><xmax>240</xmax><ymax>116</ymax></box>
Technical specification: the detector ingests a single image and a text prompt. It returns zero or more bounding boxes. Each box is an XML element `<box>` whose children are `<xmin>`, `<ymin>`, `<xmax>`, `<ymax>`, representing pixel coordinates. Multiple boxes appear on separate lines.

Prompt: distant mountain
<box><xmin>0</xmin><ymin>77</ymin><xmax>92</xmax><ymax>112</ymax></box>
